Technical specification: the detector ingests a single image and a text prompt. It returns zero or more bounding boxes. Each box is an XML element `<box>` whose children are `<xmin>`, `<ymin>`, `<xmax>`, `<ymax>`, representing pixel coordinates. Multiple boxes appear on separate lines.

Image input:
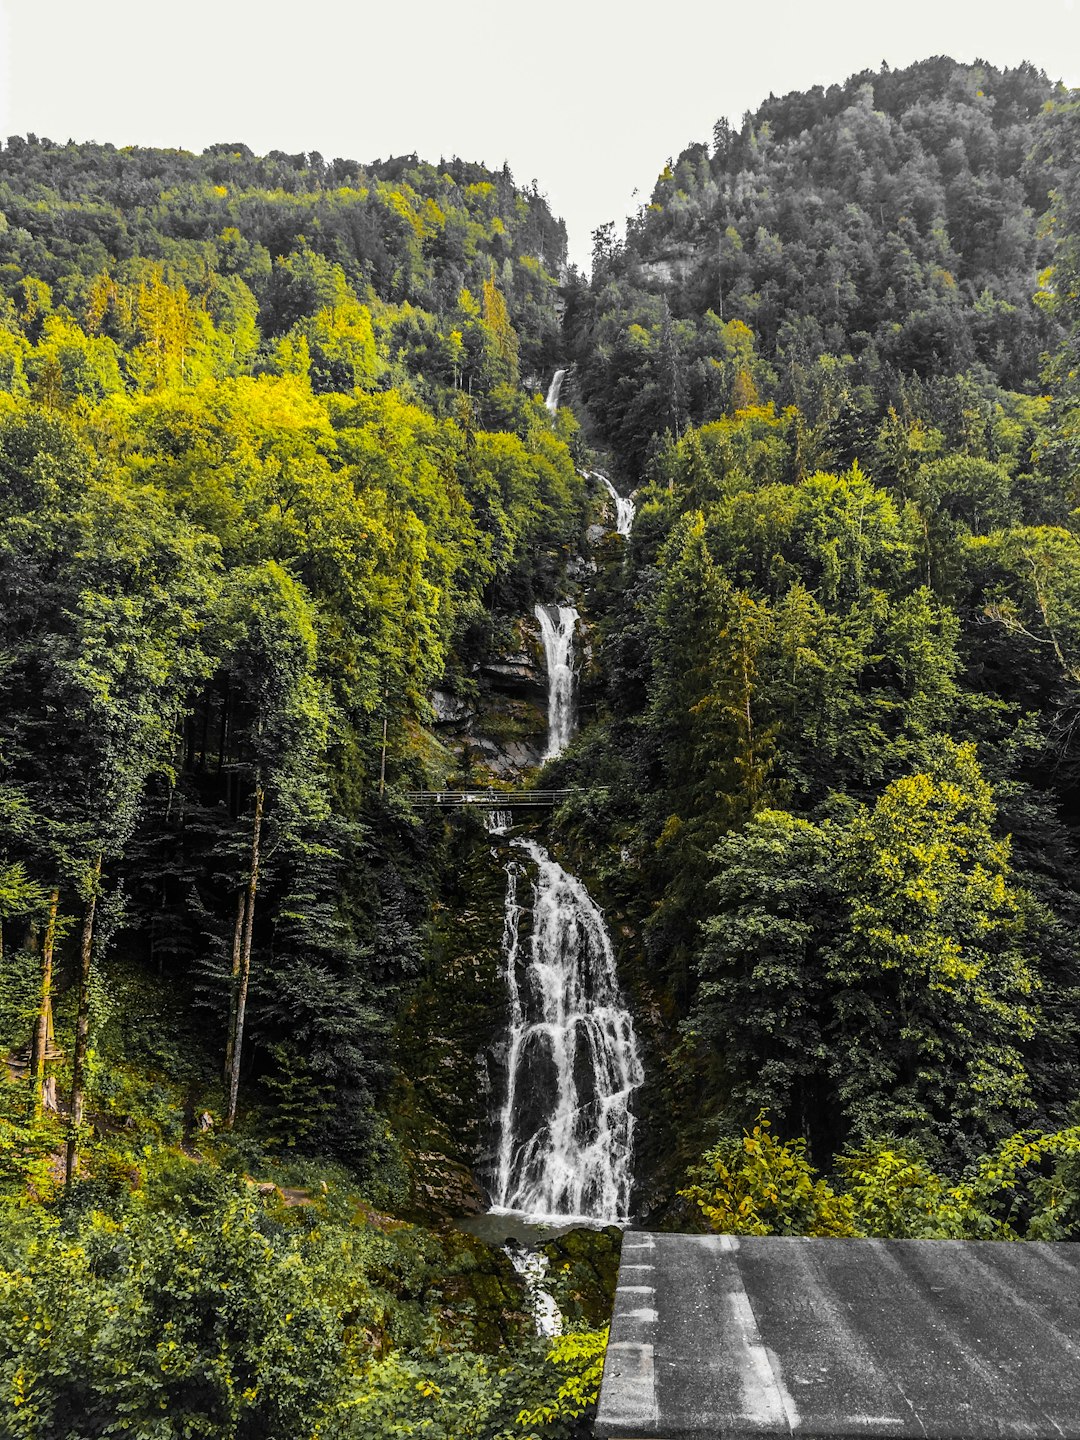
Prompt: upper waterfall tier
<box><xmin>534</xmin><ymin>603</ymin><xmax>579</xmax><ymax>760</ymax></box>
<box><xmin>591</xmin><ymin>470</ymin><xmax>635</xmax><ymax>538</ymax></box>
<box><xmin>544</xmin><ymin>368</ymin><xmax>567</xmax><ymax>414</ymax></box>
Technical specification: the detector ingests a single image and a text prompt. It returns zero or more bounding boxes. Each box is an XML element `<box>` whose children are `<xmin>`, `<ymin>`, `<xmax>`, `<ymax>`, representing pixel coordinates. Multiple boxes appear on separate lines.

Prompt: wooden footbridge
<box><xmin>403</xmin><ymin>789</ymin><xmax>577</xmax><ymax>808</ymax></box>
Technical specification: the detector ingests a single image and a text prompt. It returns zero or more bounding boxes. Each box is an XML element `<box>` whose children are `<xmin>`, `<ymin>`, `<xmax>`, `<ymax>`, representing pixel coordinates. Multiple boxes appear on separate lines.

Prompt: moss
<box><xmin>389</xmin><ymin>808</ymin><xmax>511</xmax><ymax>1217</ymax></box>
<box><xmin>541</xmin><ymin>1225</ymin><xmax>622</xmax><ymax>1329</ymax></box>
<box><xmin>480</xmin><ymin>696</ymin><xmax>545</xmax><ymax>743</ymax></box>
<box><xmin>425</xmin><ymin>1228</ymin><xmax>532</xmax><ymax>1351</ymax></box>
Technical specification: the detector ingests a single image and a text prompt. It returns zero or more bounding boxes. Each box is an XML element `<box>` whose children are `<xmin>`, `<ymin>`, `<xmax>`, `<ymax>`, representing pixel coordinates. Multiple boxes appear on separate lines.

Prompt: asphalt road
<box><xmin>595</xmin><ymin>1233</ymin><xmax>1080</xmax><ymax>1439</ymax></box>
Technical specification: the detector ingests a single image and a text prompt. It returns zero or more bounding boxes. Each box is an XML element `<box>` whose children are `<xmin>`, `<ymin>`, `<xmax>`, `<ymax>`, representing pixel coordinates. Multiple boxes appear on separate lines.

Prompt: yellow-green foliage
<box><xmin>680</xmin><ymin>1116</ymin><xmax>855</xmax><ymax>1236</ymax></box>
<box><xmin>683</xmin><ymin>1115</ymin><xmax>1080</xmax><ymax>1242</ymax></box>
<box><xmin>347</xmin><ymin>1325</ymin><xmax>608</xmax><ymax>1440</ymax></box>
<box><xmin>515</xmin><ymin>1327</ymin><xmax>610</xmax><ymax>1434</ymax></box>
<box><xmin>0</xmin><ymin>1148</ymin><xmax>606</xmax><ymax>1440</ymax></box>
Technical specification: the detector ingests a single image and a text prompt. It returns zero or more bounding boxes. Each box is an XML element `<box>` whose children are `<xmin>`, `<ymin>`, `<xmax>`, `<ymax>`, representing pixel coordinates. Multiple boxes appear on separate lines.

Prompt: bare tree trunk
<box><xmin>30</xmin><ymin>887</ymin><xmax>59</xmax><ymax>1119</ymax></box>
<box><xmin>65</xmin><ymin>857</ymin><xmax>102</xmax><ymax>1189</ymax></box>
<box><xmin>377</xmin><ymin>675</ymin><xmax>391</xmax><ymax>797</ymax></box>
<box><xmin>217</xmin><ymin>680</ymin><xmax>231</xmax><ymax>774</ymax></box>
<box><xmin>225</xmin><ymin>787</ymin><xmax>263</xmax><ymax>1129</ymax></box>
<box><xmin>199</xmin><ymin>695</ymin><xmax>211</xmax><ymax>771</ymax></box>
<box><xmin>223</xmin><ymin>887</ymin><xmax>245</xmax><ymax>1089</ymax></box>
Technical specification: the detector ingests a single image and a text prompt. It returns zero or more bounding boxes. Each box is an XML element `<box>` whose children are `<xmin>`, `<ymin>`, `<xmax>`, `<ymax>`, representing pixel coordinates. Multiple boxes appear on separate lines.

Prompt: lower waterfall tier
<box><xmin>491</xmin><ymin>834</ymin><xmax>643</xmax><ymax>1223</ymax></box>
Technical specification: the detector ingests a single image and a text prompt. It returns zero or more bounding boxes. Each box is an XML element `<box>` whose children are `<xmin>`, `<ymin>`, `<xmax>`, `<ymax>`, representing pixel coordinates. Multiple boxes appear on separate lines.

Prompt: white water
<box><xmin>545</xmin><ymin>368</ymin><xmax>567</xmax><ymax>414</ymax></box>
<box><xmin>493</xmin><ymin>856</ymin><xmax>525</xmax><ymax>1218</ymax></box>
<box><xmin>592</xmin><ymin>470</ymin><xmax>635</xmax><ymax>538</ymax></box>
<box><xmin>491</xmin><ymin>837</ymin><xmax>643</xmax><ymax>1223</ymax></box>
<box><xmin>534</xmin><ymin>603</ymin><xmax>579</xmax><ymax>760</ymax></box>
<box><xmin>504</xmin><ymin>1243</ymin><xmax>562</xmax><ymax>1336</ymax></box>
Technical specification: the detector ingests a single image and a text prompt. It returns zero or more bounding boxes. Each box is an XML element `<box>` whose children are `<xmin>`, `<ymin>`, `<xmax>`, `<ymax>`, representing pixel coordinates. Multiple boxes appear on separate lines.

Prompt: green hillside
<box><xmin>3</xmin><ymin>57</ymin><xmax>1080</xmax><ymax>1438</ymax></box>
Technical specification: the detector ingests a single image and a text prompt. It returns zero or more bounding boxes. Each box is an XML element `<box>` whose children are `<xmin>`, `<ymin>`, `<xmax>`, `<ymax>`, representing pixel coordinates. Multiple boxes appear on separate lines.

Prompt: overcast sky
<box><xmin>0</xmin><ymin>0</ymin><xmax>1077</xmax><ymax>270</ymax></box>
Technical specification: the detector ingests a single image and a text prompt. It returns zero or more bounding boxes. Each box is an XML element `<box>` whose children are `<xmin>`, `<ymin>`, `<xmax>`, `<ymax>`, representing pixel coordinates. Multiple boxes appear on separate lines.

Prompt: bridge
<box><xmin>403</xmin><ymin>789</ymin><xmax>577</xmax><ymax>808</ymax></box>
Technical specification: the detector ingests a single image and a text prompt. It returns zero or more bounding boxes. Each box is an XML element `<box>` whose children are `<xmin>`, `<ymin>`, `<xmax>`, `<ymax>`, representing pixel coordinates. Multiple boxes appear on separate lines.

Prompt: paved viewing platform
<box><xmin>595</xmin><ymin>1233</ymin><xmax>1080</xmax><ymax>1439</ymax></box>
<box><xmin>403</xmin><ymin>789</ymin><xmax>576</xmax><ymax>807</ymax></box>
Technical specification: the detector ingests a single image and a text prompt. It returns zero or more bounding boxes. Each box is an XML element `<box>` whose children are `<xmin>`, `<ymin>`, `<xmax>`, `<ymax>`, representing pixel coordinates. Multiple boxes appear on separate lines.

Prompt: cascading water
<box><xmin>534</xmin><ymin>603</ymin><xmax>579</xmax><ymax>760</ymax></box>
<box><xmin>484</xmin><ymin>597</ymin><xmax>642</xmax><ymax>1225</ymax></box>
<box><xmin>485</xmin><ymin>809</ymin><xmax>513</xmax><ymax>837</ymax></box>
<box><xmin>591</xmin><ymin>470</ymin><xmax>635</xmax><ymax>538</ymax></box>
<box><xmin>544</xmin><ymin>368</ymin><xmax>567</xmax><ymax>414</ymax></box>
<box><xmin>491</xmin><ymin>838</ymin><xmax>643</xmax><ymax>1222</ymax></box>
<box><xmin>504</xmin><ymin>1242</ymin><xmax>562</xmax><ymax>1336</ymax></box>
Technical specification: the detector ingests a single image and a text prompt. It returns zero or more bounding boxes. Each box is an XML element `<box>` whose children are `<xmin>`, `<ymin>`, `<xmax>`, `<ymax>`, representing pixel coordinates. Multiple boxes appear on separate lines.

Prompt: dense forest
<box><xmin>3</xmin><ymin>54</ymin><xmax>1080</xmax><ymax>1438</ymax></box>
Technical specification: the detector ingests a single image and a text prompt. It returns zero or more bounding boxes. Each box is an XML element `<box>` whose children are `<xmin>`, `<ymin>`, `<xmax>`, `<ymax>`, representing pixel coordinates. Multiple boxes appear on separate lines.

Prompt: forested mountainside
<box><xmin>4</xmin><ymin>54</ymin><xmax>1080</xmax><ymax>1438</ymax></box>
<box><xmin>570</xmin><ymin>57</ymin><xmax>1062</xmax><ymax>475</ymax></box>
<box><xmin>556</xmin><ymin>58</ymin><xmax>1080</xmax><ymax>1187</ymax></box>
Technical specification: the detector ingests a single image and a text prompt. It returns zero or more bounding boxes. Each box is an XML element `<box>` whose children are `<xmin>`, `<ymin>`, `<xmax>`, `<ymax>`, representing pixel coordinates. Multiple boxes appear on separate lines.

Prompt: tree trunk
<box><xmin>198</xmin><ymin>694</ymin><xmax>210</xmax><ymax>771</ymax></box>
<box><xmin>65</xmin><ymin>857</ymin><xmax>102</xmax><ymax>1189</ymax></box>
<box><xmin>217</xmin><ymin>680</ymin><xmax>231</xmax><ymax>774</ymax></box>
<box><xmin>223</xmin><ymin>887</ymin><xmax>246</xmax><ymax>1089</ymax></box>
<box><xmin>30</xmin><ymin>887</ymin><xmax>59</xmax><ymax>1119</ymax></box>
<box><xmin>225</xmin><ymin>787</ymin><xmax>263</xmax><ymax>1128</ymax></box>
<box><xmin>378</xmin><ymin>676</ymin><xmax>390</xmax><ymax>797</ymax></box>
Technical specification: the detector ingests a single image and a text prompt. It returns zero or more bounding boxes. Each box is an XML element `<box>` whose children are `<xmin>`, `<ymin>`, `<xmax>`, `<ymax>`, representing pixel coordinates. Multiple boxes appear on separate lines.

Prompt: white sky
<box><xmin>0</xmin><ymin>0</ymin><xmax>1077</xmax><ymax>270</ymax></box>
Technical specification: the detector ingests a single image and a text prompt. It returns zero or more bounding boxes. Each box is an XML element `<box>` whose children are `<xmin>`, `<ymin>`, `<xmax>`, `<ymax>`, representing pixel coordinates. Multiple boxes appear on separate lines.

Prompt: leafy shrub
<box><xmin>679</xmin><ymin>1114</ymin><xmax>855</xmax><ymax>1236</ymax></box>
<box><xmin>683</xmin><ymin>1114</ymin><xmax>1080</xmax><ymax>1242</ymax></box>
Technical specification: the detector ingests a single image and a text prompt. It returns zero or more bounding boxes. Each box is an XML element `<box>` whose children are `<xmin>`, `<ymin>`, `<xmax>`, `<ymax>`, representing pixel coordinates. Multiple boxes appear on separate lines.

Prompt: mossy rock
<box><xmin>541</xmin><ymin>1225</ymin><xmax>622</xmax><ymax>1328</ymax></box>
<box><xmin>402</xmin><ymin>1146</ymin><xmax>487</xmax><ymax>1221</ymax></box>
<box><xmin>425</xmin><ymin>1228</ymin><xmax>532</xmax><ymax>1351</ymax></box>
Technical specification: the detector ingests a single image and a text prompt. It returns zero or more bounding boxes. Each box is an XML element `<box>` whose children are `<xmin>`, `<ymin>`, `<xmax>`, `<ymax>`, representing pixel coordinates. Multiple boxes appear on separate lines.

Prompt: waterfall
<box><xmin>491</xmin><ymin>837</ymin><xmax>643</xmax><ymax>1223</ymax></box>
<box><xmin>486</xmin><ymin>809</ymin><xmax>513</xmax><ymax>836</ymax></box>
<box><xmin>504</xmin><ymin>1242</ymin><xmax>562</xmax><ymax>1336</ymax></box>
<box><xmin>494</xmin><ymin>857</ymin><xmax>525</xmax><ymax>1209</ymax></box>
<box><xmin>545</xmin><ymin>368</ymin><xmax>567</xmax><ymax>414</ymax></box>
<box><xmin>592</xmin><ymin>470</ymin><xmax>635</xmax><ymax>538</ymax></box>
<box><xmin>534</xmin><ymin>603</ymin><xmax>578</xmax><ymax>760</ymax></box>
<box><xmin>487</xmin><ymin>595</ymin><xmax>642</xmax><ymax>1225</ymax></box>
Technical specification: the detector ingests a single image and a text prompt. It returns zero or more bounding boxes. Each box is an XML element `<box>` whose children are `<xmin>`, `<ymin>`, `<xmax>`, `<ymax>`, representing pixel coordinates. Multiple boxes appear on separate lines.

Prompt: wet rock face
<box><xmin>472</xmin><ymin>734</ymin><xmax>544</xmax><ymax>779</ymax></box>
<box><xmin>409</xmin><ymin>1149</ymin><xmax>487</xmax><ymax>1217</ymax></box>
<box><xmin>430</xmin><ymin>688</ymin><xmax>475</xmax><ymax>725</ymax></box>
<box><xmin>566</xmin><ymin>554</ymin><xmax>597</xmax><ymax>582</ymax></box>
<box><xmin>427</xmin><ymin>613</ymin><xmax>555</xmax><ymax>784</ymax></box>
<box><xmin>478</xmin><ymin>654</ymin><xmax>545</xmax><ymax>698</ymax></box>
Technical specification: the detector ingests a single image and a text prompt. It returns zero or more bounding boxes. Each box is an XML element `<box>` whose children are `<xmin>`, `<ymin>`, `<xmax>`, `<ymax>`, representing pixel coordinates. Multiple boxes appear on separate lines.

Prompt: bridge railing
<box><xmin>403</xmin><ymin>789</ymin><xmax>578</xmax><ymax>807</ymax></box>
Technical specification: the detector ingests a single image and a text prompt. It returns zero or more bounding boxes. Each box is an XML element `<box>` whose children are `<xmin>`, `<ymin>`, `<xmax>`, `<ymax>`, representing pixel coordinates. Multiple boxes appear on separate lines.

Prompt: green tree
<box><xmin>0</xmin><ymin>408</ymin><xmax>216</xmax><ymax>1178</ymax></box>
<box><xmin>687</xmin><ymin>811</ymin><xmax>834</xmax><ymax>1133</ymax></box>
<box><xmin>214</xmin><ymin>562</ymin><xmax>330</xmax><ymax>1128</ymax></box>
<box><xmin>828</xmin><ymin>741</ymin><xmax>1039</xmax><ymax>1155</ymax></box>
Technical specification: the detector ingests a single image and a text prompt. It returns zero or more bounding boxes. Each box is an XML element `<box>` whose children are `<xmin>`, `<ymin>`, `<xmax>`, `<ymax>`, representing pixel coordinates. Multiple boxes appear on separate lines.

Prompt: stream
<box><xmin>488</xmin><ymin>606</ymin><xmax>642</xmax><ymax>1228</ymax></box>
